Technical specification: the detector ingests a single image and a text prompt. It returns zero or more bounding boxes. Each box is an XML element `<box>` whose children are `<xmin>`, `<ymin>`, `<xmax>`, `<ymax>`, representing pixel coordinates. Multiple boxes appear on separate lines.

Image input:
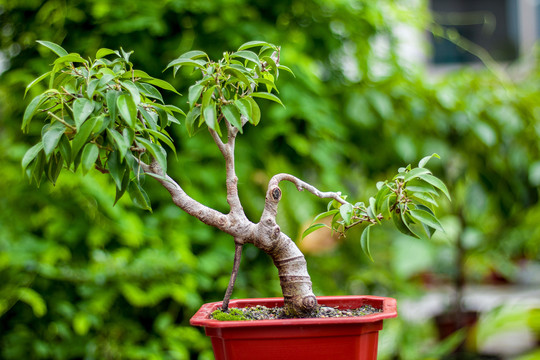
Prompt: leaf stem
<box><xmin>47</xmin><ymin>111</ymin><xmax>76</xmax><ymax>131</ymax></box>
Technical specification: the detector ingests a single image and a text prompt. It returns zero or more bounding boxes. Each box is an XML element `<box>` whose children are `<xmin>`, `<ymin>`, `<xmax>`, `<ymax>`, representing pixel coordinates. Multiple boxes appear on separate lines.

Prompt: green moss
<box><xmin>211</xmin><ymin>308</ymin><xmax>248</xmax><ymax>321</ymax></box>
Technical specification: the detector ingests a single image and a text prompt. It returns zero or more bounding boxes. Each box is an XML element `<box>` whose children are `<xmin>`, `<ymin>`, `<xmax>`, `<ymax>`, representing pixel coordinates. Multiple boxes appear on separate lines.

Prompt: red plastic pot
<box><xmin>190</xmin><ymin>295</ymin><xmax>397</xmax><ymax>360</ymax></box>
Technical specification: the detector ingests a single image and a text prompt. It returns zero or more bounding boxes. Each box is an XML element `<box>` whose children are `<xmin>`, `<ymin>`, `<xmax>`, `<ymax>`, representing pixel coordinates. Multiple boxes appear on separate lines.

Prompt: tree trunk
<box><xmin>252</xmin><ymin>227</ymin><xmax>318</xmax><ymax>317</ymax></box>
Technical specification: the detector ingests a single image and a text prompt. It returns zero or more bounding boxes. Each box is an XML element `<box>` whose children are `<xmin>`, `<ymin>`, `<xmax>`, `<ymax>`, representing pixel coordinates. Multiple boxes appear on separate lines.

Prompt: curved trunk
<box><xmin>269</xmin><ymin>234</ymin><xmax>318</xmax><ymax>317</ymax></box>
<box><xmin>253</xmin><ymin>223</ymin><xmax>317</xmax><ymax>317</ymax></box>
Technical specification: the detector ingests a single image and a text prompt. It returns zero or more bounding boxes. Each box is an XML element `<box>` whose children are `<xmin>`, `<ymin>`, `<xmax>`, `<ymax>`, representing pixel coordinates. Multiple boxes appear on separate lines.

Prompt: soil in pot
<box><xmin>211</xmin><ymin>304</ymin><xmax>381</xmax><ymax>321</ymax></box>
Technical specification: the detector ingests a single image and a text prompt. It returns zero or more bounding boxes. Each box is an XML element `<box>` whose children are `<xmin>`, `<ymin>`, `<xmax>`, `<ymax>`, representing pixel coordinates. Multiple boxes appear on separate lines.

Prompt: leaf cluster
<box><xmin>303</xmin><ymin>154</ymin><xmax>451</xmax><ymax>261</ymax></box>
<box><xmin>169</xmin><ymin>40</ymin><xmax>292</xmax><ymax>136</ymax></box>
<box><xmin>22</xmin><ymin>40</ymin><xmax>291</xmax><ymax>211</ymax></box>
<box><xmin>22</xmin><ymin>41</ymin><xmax>183</xmax><ymax>210</ymax></box>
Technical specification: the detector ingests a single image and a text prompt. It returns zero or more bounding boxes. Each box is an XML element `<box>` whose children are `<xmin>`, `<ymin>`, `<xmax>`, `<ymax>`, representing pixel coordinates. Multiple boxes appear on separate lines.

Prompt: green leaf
<box><xmin>256</xmin><ymin>77</ymin><xmax>277</xmax><ymax>93</ymax></box>
<box><xmin>106</xmin><ymin>90</ymin><xmax>120</xmax><ymax>121</ymax></box>
<box><xmin>231</xmin><ymin>50</ymin><xmax>261</xmax><ymax>68</ymax></box>
<box><xmin>98</xmin><ymin>73</ymin><xmax>115</xmax><ymax>89</ymax></box>
<box><xmin>139</xmin><ymin>107</ymin><xmax>158</xmax><ymax>131</ymax></box>
<box><xmin>410</xmin><ymin>192</ymin><xmax>439</xmax><ymax>208</ymax></box>
<box><xmin>73</xmin><ymin>98</ymin><xmax>95</xmax><ymax>128</ymax></box>
<box><xmin>234</xmin><ymin>98</ymin><xmax>252</xmax><ymax>122</ymax></box>
<box><xmin>340</xmin><ymin>203</ymin><xmax>353</xmax><ymax>226</ymax></box>
<box><xmin>144</xmin><ymin>78</ymin><xmax>181</xmax><ymax>95</ymax></box>
<box><xmin>416</xmin><ymin>204</ymin><xmax>436</xmax><ymax>238</ymax></box>
<box><xmin>404</xmin><ymin>167</ymin><xmax>432</xmax><ymax>182</ymax></box>
<box><xmin>164</xmin><ymin>104</ymin><xmax>185</xmax><ymax>116</ymax></box>
<box><xmin>22</xmin><ymin>142</ymin><xmax>44</xmax><ymax>171</ymax></box>
<box><xmin>419</xmin><ymin>153</ymin><xmax>440</xmax><ymax>168</ymax></box>
<box><xmin>143</xmin><ymin>128</ymin><xmax>176</xmax><ymax>155</ymax></box>
<box><xmin>277</xmin><ymin>65</ymin><xmax>295</xmax><ymax>77</ymax></box>
<box><xmin>202</xmin><ymin>85</ymin><xmax>216</xmax><ymax>107</ymax></box>
<box><xmin>58</xmin><ymin>134</ymin><xmax>72</xmax><ymax>167</ymax></box>
<box><xmin>73</xmin><ymin>312</ymin><xmax>91</xmax><ymax>336</ymax></box>
<box><xmin>22</xmin><ymin>94</ymin><xmax>46</xmax><ymax>131</ymax></box>
<box><xmin>261</xmin><ymin>56</ymin><xmax>278</xmax><ymax>73</ymax></box>
<box><xmin>185</xmin><ymin>107</ymin><xmax>201</xmax><ymax>136</ymax></box>
<box><xmin>151</xmin><ymin>104</ymin><xmax>168</xmax><ymax>129</ymax></box>
<box><xmin>86</xmin><ymin>78</ymin><xmax>100</xmax><ymax>99</ymax></box>
<box><xmin>42</xmin><ymin>122</ymin><xmax>66</xmax><ymax>158</ymax></box>
<box><xmin>222</xmin><ymin>104</ymin><xmax>243</xmax><ymax>132</ymax></box>
<box><xmin>136</xmin><ymin>137</ymin><xmax>167</xmax><ymax>173</ymax></box>
<box><xmin>165</xmin><ymin>58</ymin><xmax>206</xmax><ymax>71</ymax></box>
<box><xmin>401</xmin><ymin>210</ymin><xmax>423</xmax><ymax>239</ymax></box>
<box><xmin>18</xmin><ymin>287</ymin><xmax>47</xmax><ymax>317</ymax></box>
<box><xmin>36</xmin><ymin>40</ymin><xmax>68</xmax><ymax>57</ymax></box>
<box><xmin>409</xmin><ymin>209</ymin><xmax>444</xmax><ymax>233</ymax></box>
<box><xmin>72</xmin><ymin>116</ymin><xmax>99</xmax><ymax>157</ymax></box>
<box><xmin>128</xmin><ymin>181</ymin><xmax>152</xmax><ymax>211</ymax></box>
<box><xmin>117</xmin><ymin>94</ymin><xmax>137</xmax><ymax>127</ymax></box>
<box><xmin>369</xmin><ymin>197</ymin><xmax>377</xmax><ymax>216</ymax></box>
<box><xmin>137</xmin><ymin>82</ymin><xmax>163</xmax><ymax>103</ymax></box>
<box><xmin>177</xmin><ymin>50</ymin><xmax>208</xmax><ymax>60</ymax></box>
<box><xmin>375</xmin><ymin>185</ymin><xmax>391</xmax><ymax>216</ymax></box>
<box><xmin>360</xmin><ymin>225</ymin><xmax>374</xmax><ymax>262</ymax></box>
<box><xmin>188</xmin><ymin>84</ymin><xmax>204</xmax><ymax>107</ymax></box>
<box><xmin>91</xmin><ymin>114</ymin><xmax>109</xmax><ymax>136</ymax></box>
<box><xmin>418</xmin><ymin>174</ymin><xmax>452</xmax><ymax>201</ymax></box>
<box><xmin>46</xmin><ymin>152</ymin><xmax>62</xmax><ymax>185</ymax></box>
<box><xmin>106</xmin><ymin>128</ymin><xmax>129</xmax><ymax>160</ymax></box>
<box><xmin>96</xmin><ymin>48</ymin><xmax>118</xmax><ymax>59</ymax></box>
<box><xmin>107</xmin><ymin>151</ymin><xmax>125</xmax><ymax>189</ymax></box>
<box><xmin>313</xmin><ymin>209</ymin><xmax>340</xmax><ymax>222</ymax></box>
<box><xmin>53</xmin><ymin>53</ymin><xmax>88</xmax><ymax>65</ymax></box>
<box><xmin>392</xmin><ymin>206</ymin><xmax>418</xmax><ymax>238</ymax></box>
<box><xmin>81</xmin><ymin>143</ymin><xmax>99</xmax><ymax>174</ymax></box>
<box><xmin>202</xmin><ymin>102</ymin><xmax>219</xmax><ymax>134</ymax></box>
<box><xmin>301</xmin><ymin>223</ymin><xmax>328</xmax><ymax>238</ymax></box>
<box><xmin>246</xmin><ymin>97</ymin><xmax>261</xmax><ymax>125</ymax></box>
<box><xmin>126</xmin><ymin>69</ymin><xmax>151</xmax><ymax>79</ymax></box>
<box><xmin>224</xmin><ymin>67</ymin><xmax>252</xmax><ymax>88</ymax></box>
<box><xmin>121</xmin><ymin>80</ymin><xmax>141</xmax><ymax>105</ymax></box>
<box><xmin>25</xmin><ymin>71</ymin><xmax>52</xmax><ymax>97</ymax></box>
<box><xmin>405</xmin><ymin>181</ymin><xmax>438</xmax><ymax>195</ymax></box>
<box><xmin>30</xmin><ymin>151</ymin><xmax>45</xmax><ymax>184</ymax></box>
<box><xmin>168</xmin><ymin>113</ymin><xmax>180</xmax><ymax>126</ymax></box>
<box><xmin>238</xmin><ymin>40</ymin><xmax>274</xmax><ymax>51</ymax></box>
<box><xmin>251</xmin><ymin>92</ymin><xmax>284</xmax><ymax>107</ymax></box>
<box><xmin>114</xmin><ymin>170</ymin><xmax>130</xmax><ymax>205</ymax></box>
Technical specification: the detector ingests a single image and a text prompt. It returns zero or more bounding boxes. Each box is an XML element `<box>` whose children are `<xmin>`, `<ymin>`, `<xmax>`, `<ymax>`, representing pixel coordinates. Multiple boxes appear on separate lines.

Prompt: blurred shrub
<box><xmin>1</xmin><ymin>0</ymin><xmax>539</xmax><ymax>358</ymax></box>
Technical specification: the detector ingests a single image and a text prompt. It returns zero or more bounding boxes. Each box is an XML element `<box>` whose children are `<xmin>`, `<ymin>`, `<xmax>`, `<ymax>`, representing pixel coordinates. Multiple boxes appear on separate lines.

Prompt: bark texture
<box><xmin>140</xmin><ymin>121</ymin><xmax>347</xmax><ymax>316</ymax></box>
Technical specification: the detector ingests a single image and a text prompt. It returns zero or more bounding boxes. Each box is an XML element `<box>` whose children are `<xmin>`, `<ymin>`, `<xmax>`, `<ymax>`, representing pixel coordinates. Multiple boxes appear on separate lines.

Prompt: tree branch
<box><xmin>221</xmin><ymin>241</ymin><xmax>243</xmax><ymax>311</ymax></box>
<box><xmin>262</xmin><ymin>173</ymin><xmax>348</xmax><ymax>220</ymax></box>
<box><xmin>209</xmin><ymin>123</ymin><xmax>244</xmax><ymax>215</ymax></box>
<box><xmin>139</xmin><ymin>159</ymin><xmax>231</xmax><ymax>232</ymax></box>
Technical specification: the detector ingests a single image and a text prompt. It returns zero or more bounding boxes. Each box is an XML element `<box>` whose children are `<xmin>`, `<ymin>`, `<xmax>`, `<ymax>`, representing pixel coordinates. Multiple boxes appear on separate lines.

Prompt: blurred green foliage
<box><xmin>1</xmin><ymin>0</ymin><xmax>539</xmax><ymax>359</ymax></box>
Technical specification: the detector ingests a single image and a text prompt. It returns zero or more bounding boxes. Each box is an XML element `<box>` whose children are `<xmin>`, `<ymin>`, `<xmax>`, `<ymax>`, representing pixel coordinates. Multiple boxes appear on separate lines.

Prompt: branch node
<box><xmin>271</xmin><ymin>187</ymin><xmax>281</xmax><ymax>201</ymax></box>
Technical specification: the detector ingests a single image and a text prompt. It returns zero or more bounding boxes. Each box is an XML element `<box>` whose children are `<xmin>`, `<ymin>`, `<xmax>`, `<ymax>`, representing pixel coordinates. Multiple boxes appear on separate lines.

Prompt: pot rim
<box><xmin>190</xmin><ymin>295</ymin><xmax>397</xmax><ymax>328</ymax></box>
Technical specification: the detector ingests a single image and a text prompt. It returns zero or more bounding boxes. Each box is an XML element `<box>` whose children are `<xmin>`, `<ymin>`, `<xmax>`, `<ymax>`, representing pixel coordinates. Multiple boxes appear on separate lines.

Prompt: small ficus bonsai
<box><xmin>22</xmin><ymin>40</ymin><xmax>450</xmax><ymax>317</ymax></box>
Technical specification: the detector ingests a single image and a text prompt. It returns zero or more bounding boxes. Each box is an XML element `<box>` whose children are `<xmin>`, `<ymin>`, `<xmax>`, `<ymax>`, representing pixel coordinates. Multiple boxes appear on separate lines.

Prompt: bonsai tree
<box><xmin>22</xmin><ymin>40</ymin><xmax>450</xmax><ymax>317</ymax></box>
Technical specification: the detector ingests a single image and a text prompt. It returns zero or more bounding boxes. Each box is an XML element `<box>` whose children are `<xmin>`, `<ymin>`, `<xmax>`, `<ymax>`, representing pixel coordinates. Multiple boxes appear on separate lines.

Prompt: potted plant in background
<box><xmin>22</xmin><ymin>40</ymin><xmax>449</xmax><ymax>359</ymax></box>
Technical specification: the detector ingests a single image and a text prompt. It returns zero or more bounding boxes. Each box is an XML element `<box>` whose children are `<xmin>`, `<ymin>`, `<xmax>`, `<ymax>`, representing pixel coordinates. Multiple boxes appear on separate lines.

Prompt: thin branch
<box><xmin>209</xmin><ymin>122</ymin><xmax>245</xmax><ymax>215</ymax></box>
<box><xmin>271</xmin><ymin>173</ymin><xmax>347</xmax><ymax>203</ymax></box>
<box><xmin>47</xmin><ymin>112</ymin><xmax>76</xmax><ymax>131</ymax></box>
<box><xmin>209</xmin><ymin>127</ymin><xmax>227</xmax><ymax>155</ymax></box>
<box><xmin>261</xmin><ymin>173</ymin><xmax>348</xmax><ymax>221</ymax></box>
<box><xmin>222</xmin><ymin>242</ymin><xmax>243</xmax><ymax>311</ymax></box>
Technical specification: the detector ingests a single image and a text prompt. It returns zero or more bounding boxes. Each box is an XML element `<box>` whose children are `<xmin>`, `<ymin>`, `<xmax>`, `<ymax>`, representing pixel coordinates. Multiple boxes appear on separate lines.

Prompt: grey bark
<box><xmin>140</xmin><ymin>120</ymin><xmax>348</xmax><ymax>316</ymax></box>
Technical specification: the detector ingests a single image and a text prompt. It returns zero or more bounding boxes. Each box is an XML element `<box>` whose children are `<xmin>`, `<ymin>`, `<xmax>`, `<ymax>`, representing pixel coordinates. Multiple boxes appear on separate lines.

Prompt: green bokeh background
<box><xmin>1</xmin><ymin>0</ymin><xmax>539</xmax><ymax>359</ymax></box>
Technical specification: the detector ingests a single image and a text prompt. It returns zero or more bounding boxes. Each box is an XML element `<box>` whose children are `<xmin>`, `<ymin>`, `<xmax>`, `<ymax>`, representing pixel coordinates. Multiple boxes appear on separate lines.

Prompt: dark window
<box><xmin>430</xmin><ymin>0</ymin><xmax>519</xmax><ymax>64</ymax></box>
